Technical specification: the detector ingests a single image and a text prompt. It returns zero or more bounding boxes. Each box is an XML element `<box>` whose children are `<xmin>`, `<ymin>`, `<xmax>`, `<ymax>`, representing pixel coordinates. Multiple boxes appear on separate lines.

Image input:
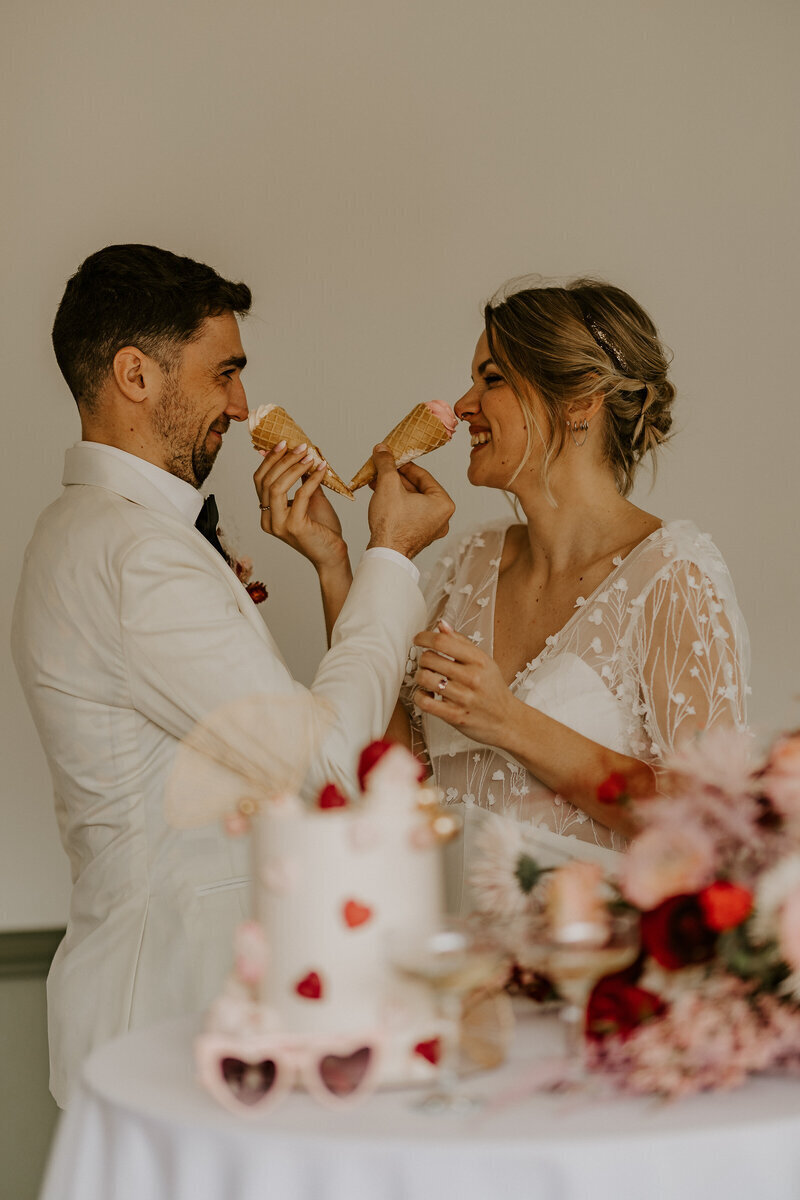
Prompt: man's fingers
<box><xmin>371</xmin><ymin>443</ymin><xmax>397</xmax><ymax>476</ymax></box>
<box><xmin>397</xmin><ymin>460</ymin><xmax>445</xmax><ymax>495</ymax></box>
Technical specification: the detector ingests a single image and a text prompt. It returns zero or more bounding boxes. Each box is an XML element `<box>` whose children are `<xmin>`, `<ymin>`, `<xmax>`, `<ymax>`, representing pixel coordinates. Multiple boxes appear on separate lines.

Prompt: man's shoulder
<box><xmin>24</xmin><ymin>484</ymin><xmax>200</xmax><ymax>573</ymax></box>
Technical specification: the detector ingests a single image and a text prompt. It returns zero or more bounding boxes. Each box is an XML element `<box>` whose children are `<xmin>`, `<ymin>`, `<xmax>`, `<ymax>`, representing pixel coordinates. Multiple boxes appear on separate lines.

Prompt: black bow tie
<box><xmin>195</xmin><ymin>494</ymin><xmax>226</xmax><ymax>558</ymax></box>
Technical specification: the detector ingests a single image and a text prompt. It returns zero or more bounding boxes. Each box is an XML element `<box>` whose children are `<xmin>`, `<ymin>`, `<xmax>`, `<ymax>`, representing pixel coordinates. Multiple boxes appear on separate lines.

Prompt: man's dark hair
<box><xmin>52</xmin><ymin>244</ymin><xmax>252</xmax><ymax>410</ymax></box>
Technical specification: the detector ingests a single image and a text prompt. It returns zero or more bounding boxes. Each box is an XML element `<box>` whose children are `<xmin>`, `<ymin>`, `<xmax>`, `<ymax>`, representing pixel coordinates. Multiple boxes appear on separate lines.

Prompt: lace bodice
<box><xmin>401</xmin><ymin>519</ymin><xmax>750</xmax><ymax>854</ymax></box>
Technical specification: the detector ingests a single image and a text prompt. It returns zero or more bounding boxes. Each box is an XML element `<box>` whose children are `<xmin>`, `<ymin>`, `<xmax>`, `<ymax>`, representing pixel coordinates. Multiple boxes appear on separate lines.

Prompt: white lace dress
<box><xmin>400</xmin><ymin>519</ymin><xmax>750</xmax><ymax>910</ymax></box>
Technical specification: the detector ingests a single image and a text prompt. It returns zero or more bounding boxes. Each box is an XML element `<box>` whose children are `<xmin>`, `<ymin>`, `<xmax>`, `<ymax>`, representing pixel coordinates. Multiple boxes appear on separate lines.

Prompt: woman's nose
<box><xmin>454</xmin><ymin>387</ymin><xmax>479</xmax><ymax>421</ymax></box>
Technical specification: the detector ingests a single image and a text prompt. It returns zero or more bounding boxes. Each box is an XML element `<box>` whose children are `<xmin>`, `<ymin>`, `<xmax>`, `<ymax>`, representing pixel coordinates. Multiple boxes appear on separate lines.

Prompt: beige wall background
<box><xmin>2</xmin><ymin>0</ymin><xmax>797</xmax><ymax>931</ymax></box>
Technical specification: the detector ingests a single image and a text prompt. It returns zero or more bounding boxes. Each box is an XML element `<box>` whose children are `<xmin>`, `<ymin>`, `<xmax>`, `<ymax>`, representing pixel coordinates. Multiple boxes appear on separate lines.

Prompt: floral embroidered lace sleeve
<box><xmin>400</xmin><ymin>519</ymin><xmax>750</xmax><ymax>859</ymax></box>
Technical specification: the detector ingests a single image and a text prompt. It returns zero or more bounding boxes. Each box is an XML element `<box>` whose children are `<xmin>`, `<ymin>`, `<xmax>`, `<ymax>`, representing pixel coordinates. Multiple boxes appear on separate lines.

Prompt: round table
<box><xmin>40</xmin><ymin>1010</ymin><xmax>800</xmax><ymax>1200</ymax></box>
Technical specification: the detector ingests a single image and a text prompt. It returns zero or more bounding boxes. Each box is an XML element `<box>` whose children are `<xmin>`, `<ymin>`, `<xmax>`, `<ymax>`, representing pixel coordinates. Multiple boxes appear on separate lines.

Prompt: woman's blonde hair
<box><xmin>484</xmin><ymin>277</ymin><xmax>675</xmax><ymax>498</ymax></box>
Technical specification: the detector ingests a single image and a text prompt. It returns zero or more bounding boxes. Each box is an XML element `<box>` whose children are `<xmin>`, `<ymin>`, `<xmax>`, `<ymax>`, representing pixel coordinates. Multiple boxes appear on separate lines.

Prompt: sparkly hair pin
<box><xmin>573</xmin><ymin>298</ymin><xmax>629</xmax><ymax>374</ymax></box>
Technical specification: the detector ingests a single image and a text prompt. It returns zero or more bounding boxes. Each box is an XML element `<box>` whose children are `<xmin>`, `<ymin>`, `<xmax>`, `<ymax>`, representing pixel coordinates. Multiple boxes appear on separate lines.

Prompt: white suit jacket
<box><xmin>11</xmin><ymin>444</ymin><xmax>425</xmax><ymax>1106</ymax></box>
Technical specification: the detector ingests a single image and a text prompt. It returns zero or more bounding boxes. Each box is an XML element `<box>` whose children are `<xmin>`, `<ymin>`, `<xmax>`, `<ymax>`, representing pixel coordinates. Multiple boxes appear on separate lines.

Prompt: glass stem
<box><xmin>438</xmin><ymin>990</ymin><xmax>463</xmax><ymax>1095</ymax></box>
<box><xmin>560</xmin><ymin>996</ymin><xmax>588</xmax><ymax>1078</ymax></box>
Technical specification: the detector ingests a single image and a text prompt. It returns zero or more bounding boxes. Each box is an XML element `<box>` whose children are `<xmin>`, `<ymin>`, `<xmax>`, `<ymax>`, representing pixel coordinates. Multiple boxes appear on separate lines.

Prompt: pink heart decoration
<box><xmin>295</xmin><ymin>970</ymin><xmax>324</xmax><ymax>1000</ymax></box>
<box><xmin>348</xmin><ymin>817</ymin><xmax>381</xmax><ymax>852</ymax></box>
<box><xmin>343</xmin><ymin>899</ymin><xmax>373</xmax><ymax>929</ymax></box>
<box><xmin>260</xmin><ymin>857</ymin><xmax>299</xmax><ymax>895</ymax></box>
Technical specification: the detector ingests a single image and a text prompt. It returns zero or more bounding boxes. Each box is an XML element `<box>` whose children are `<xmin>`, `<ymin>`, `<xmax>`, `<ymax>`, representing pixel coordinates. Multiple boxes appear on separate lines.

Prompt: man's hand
<box><xmin>367</xmin><ymin>444</ymin><xmax>454</xmax><ymax>560</ymax></box>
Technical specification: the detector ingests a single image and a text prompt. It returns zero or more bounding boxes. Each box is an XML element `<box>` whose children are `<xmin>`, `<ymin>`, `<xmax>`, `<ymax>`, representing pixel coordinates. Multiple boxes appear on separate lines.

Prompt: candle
<box><xmin>547</xmin><ymin>861</ymin><xmax>610</xmax><ymax>945</ymax></box>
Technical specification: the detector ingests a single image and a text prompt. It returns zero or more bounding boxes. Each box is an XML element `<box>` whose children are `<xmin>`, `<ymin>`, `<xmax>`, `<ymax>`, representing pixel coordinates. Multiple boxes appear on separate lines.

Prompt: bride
<box><xmin>388</xmin><ymin>277</ymin><xmax>749</xmax><ymax>909</ymax></box>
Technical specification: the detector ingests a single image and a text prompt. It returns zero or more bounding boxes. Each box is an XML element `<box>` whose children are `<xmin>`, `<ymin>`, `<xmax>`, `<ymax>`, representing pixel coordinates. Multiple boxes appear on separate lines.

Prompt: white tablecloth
<box><xmin>40</xmin><ymin>1010</ymin><xmax>800</xmax><ymax>1200</ymax></box>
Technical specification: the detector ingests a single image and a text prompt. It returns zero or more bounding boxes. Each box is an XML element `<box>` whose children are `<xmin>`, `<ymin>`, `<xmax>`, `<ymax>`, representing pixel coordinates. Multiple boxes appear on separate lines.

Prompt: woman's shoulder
<box><xmin>621</xmin><ymin>518</ymin><xmax>741</xmax><ymax>607</ymax></box>
<box><xmin>633</xmin><ymin>519</ymin><xmax>732</xmax><ymax>572</ymax></box>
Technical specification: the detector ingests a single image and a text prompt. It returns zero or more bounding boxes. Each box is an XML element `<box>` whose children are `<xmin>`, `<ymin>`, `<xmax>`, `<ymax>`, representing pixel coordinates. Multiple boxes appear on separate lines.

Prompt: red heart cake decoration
<box><xmin>318</xmin><ymin>783</ymin><xmax>348</xmax><ymax>809</ymax></box>
<box><xmin>414</xmin><ymin>1037</ymin><xmax>441</xmax><ymax>1065</ymax></box>
<box><xmin>343</xmin><ymin>899</ymin><xmax>373</xmax><ymax>928</ymax></box>
<box><xmin>295</xmin><ymin>970</ymin><xmax>323</xmax><ymax>1000</ymax></box>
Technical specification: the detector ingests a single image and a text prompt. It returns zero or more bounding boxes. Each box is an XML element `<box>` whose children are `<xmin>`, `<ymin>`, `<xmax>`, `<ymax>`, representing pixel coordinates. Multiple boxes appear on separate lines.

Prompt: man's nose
<box><xmin>226</xmin><ymin>379</ymin><xmax>249</xmax><ymax>422</ymax></box>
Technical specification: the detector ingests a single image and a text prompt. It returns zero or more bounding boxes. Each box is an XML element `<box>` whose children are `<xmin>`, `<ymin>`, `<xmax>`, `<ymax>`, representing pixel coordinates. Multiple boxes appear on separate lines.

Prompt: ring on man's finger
<box><xmin>260</xmin><ymin>504</ymin><xmax>270</xmax><ymax>511</ymax></box>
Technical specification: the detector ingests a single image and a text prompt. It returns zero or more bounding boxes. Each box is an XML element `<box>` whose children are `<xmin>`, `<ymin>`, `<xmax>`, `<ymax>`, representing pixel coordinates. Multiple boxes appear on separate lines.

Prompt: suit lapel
<box><xmin>62</xmin><ymin>445</ymin><xmax>273</xmax><ymax>641</ymax></box>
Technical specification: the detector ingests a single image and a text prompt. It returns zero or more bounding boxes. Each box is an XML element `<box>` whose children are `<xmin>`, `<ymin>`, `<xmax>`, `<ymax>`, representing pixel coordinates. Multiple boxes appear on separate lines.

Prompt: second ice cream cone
<box><xmin>349</xmin><ymin>401</ymin><xmax>457</xmax><ymax>491</ymax></box>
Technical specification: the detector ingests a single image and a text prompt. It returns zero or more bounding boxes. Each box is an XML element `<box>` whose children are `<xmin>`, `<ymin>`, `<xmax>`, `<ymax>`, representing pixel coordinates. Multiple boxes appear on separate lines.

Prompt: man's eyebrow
<box><xmin>217</xmin><ymin>355</ymin><xmax>247</xmax><ymax>370</ymax></box>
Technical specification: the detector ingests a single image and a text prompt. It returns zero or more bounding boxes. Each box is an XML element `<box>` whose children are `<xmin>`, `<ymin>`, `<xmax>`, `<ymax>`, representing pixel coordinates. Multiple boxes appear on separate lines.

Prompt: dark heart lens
<box><xmin>221</xmin><ymin>1057</ymin><xmax>277</xmax><ymax>1105</ymax></box>
<box><xmin>318</xmin><ymin>1046</ymin><xmax>372</xmax><ymax>1097</ymax></box>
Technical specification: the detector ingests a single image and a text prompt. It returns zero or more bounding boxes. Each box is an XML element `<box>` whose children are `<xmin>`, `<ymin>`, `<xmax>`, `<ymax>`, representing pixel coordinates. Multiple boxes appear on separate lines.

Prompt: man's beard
<box><xmin>152</xmin><ymin>373</ymin><xmax>225</xmax><ymax>487</ymax></box>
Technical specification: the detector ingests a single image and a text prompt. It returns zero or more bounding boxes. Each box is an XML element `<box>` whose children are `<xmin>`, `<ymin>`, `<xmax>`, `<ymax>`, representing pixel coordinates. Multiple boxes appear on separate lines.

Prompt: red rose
<box><xmin>698</xmin><ymin>881</ymin><xmax>753</xmax><ymax>931</ymax></box>
<box><xmin>356</xmin><ymin>740</ymin><xmax>426</xmax><ymax>791</ymax></box>
<box><xmin>597</xmin><ymin>772</ymin><xmax>630</xmax><ymax>805</ymax></box>
<box><xmin>246</xmin><ymin>581</ymin><xmax>268</xmax><ymax>604</ymax></box>
<box><xmin>587</xmin><ymin>973</ymin><xmax>667</xmax><ymax>1041</ymax></box>
<box><xmin>317</xmin><ymin>783</ymin><xmax>348</xmax><ymax>809</ymax></box>
<box><xmin>640</xmin><ymin>894</ymin><xmax>717</xmax><ymax>970</ymax></box>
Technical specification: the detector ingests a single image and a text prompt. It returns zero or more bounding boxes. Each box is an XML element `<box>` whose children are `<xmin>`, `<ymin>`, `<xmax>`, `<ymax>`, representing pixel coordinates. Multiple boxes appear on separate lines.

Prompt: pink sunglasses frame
<box><xmin>196</xmin><ymin>1030</ymin><xmax>384</xmax><ymax>1115</ymax></box>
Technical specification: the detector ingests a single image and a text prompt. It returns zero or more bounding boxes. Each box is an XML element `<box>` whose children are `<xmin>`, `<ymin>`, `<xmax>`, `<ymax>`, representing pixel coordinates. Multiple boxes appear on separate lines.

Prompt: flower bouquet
<box><xmin>471</xmin><ymin>728</ymin><xmax>800</xmax><ymax>1097</ymax></box>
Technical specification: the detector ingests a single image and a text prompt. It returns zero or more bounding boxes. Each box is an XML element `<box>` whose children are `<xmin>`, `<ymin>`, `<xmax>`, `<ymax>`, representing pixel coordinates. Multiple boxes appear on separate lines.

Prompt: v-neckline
<box><xmin>487</xmin><ymin>521</ymin><xmax>666</xmax><ymax>692</ymax></box>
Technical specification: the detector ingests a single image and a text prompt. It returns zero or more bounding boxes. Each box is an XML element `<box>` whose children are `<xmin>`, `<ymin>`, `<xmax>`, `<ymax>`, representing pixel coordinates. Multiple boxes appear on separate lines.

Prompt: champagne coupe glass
<box><xmin>388</xmin><ymin>917</ymin><xmax>506</xmax><ymax>1113</ymax></box>
<box><xmin>518</xmin><ymin>909</ymin><xmax>639</xmax><ymax>1087</ymax></box>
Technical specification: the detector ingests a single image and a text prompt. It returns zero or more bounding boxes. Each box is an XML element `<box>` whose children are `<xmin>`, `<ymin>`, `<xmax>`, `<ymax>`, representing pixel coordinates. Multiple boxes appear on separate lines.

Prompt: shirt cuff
<box><xmin>361</xmin><ymin>547</ymin><xmax>420</xmax><ymax>586</ymax></box>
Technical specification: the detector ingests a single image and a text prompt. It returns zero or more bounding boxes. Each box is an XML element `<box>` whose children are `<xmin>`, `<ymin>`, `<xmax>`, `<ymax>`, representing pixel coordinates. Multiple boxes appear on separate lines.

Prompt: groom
<box><xmin>12</xmin><ymin>243</ymin><xmax>454</xmax><ymax>1106</ymax></box>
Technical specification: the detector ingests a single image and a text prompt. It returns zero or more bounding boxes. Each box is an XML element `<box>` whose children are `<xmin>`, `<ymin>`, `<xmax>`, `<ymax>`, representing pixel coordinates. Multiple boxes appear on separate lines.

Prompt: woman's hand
<box><xmin>253</xmin><ymin>442</ymin><xmax>349</xmax><ymax>572</ymax></box>
<box><xmin>412</xmin><ymin>620</ymin><xmax>517</xmax><ymax>747</ymax></box>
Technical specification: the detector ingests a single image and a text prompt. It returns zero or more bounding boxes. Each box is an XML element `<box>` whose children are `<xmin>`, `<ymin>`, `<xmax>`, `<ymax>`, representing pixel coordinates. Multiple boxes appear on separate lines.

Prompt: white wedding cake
<box><xmin>195</xmin><ymin>740</ymin><xmax>457</xmax><ymax>1112</ymax></box>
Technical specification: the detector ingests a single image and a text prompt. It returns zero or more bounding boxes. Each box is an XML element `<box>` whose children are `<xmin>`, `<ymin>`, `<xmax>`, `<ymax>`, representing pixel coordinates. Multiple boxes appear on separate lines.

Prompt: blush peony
<box><xmin>620</xmin><ymin>822</ymin><xmax>716</xmax><ymax>911</ymax></box>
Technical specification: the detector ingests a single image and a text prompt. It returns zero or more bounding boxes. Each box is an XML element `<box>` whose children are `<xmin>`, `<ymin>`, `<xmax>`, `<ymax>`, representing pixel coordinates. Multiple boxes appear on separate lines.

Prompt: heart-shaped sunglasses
<box><xmin>196</xmin><ymin>1031</ymin><xmax>382</xmax><ymax>1114</ymax></box>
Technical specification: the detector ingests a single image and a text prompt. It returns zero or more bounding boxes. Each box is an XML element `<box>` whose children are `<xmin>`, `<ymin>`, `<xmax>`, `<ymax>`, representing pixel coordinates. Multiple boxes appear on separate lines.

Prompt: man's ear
<box><xmin>112</xmin><ymin>346</ymin><xmax>161</xmax><ymax>404</ymax></box>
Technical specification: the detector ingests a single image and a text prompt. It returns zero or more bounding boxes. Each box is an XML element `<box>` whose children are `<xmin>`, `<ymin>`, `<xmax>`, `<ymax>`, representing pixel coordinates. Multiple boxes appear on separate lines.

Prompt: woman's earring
<box><xmin>567</xmin><ymin>418</ymin><xmax>589</xmax><ymax>448</ymax></box>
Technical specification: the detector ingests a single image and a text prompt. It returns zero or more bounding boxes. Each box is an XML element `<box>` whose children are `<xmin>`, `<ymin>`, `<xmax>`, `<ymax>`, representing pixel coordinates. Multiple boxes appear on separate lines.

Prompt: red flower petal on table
<box><xmin>357</xmin><ymin>740</ymin><xmax>427</xmax><ymax>791</ymax></box>
<box><xmin>587</xmin><ymin>973</ymin><xmax>667</xmax><ymax>1041</ymax></box>
<box><xmin>343</xmin><ymin>900</ymin><xmax>373</xmax><ymax>929</ymax></box>
<box><xmin>414</xmin><ymin>1038</ymin><xmax>441</xmax><ymax>1065</ymax></box>
<box><xmin>317</xmin><ymin>783</ymin><xmax>348</xmax><ymax>809</ymax></box>
<box><xmin>596</xmin><ymin>772</ymin><xmax>630</xmax><ymax>805</ymax></box>
<box><xmin>295</xmin><ymin>971</ymin><xmax>323</xmax><ymax>1000</ymax></box>
<box><xmin>246</xmin><ymin>581</ymin><xmax>268</xmax><ymax>604</ymax></box>
<box><xmin>640</xmin><ymin>894</ymin><xmax>717</xmax><ymax>970</ymax></box>
<box><xmin>698</xmin><ymin>881</ymin><xmax>753</xmax><ymax>931</ymax></box>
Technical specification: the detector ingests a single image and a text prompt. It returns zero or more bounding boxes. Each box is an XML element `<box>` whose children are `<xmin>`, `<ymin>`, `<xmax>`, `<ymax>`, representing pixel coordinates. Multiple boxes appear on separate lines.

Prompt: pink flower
<box><xmin>778</xmin><ymin>884</ymin><xmax>800</xmax><ymax>974</ymax></box>
<box><xmin>621</xmin><ymin>821</ymin><xmax>716</xmax><ymax>911</ymax></box>
<box><xmin>761</xmin><ymin>733</ymin><xmax>800</xmax><ymax>819</ymax></box>
<box><xmin>666</xmin><ymin>727</ymin><xmax>755</xmax><ymax>798</ymax></box>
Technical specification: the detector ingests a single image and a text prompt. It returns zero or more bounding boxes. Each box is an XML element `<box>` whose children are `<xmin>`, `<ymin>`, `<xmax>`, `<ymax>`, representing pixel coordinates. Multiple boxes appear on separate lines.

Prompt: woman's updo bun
<box><xmin>484</xmin><ymin>276</ymin><xmax>675</xmax><ymax>497</ymax></box>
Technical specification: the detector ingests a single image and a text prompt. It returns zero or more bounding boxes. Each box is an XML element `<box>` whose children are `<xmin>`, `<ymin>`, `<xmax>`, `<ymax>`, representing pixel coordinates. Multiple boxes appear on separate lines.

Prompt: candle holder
<box><xmin>388</xmin><ymin>918</ymin><xmax>506</xmax><ymax>1113</ymax></box>
<box><xmin>517</xmin><ymin>909</ymin><xmax>639</xmax><ymax>1087</ymax></box>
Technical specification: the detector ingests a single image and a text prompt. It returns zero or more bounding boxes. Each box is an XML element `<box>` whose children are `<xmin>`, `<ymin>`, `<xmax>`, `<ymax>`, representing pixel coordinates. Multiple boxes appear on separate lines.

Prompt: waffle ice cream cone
<box><xmin>249</xmin><ymin>405</ymin><xmax>354</xmax><ymax>500</ymax></box>
<box><xmin>349</xmin><ymin>401</ymin><xmax>458</xmax><ymax>491</ymax></box>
